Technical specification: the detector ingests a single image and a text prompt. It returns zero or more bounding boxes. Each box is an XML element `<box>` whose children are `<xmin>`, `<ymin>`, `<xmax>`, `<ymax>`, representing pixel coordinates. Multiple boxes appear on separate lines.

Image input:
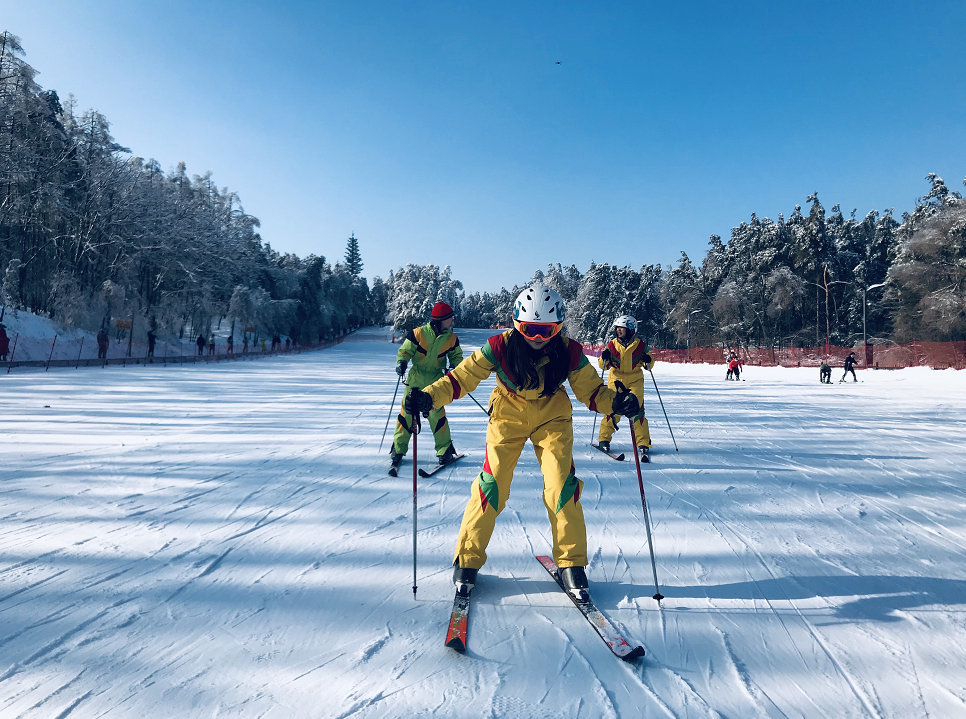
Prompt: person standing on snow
<box><xmin>389</xmin><ymin>301</ymin><xmax>464</xmax><ymax>474</ymax></box>
<box><xmin>727</xmin><ymin>354</ymin><xmax>742</xmax><ymax>381</ymax></box>
<box><xmin>404</xmin><ymin>285</ymin><xmax>640</xmax><ymax>599</ymax></box>
<box><xmin>97</xmin><ymin>327</ymin><xmax>109</xmax><ymax>360</ymax></box>
<box><xmin>841</xmin><ymin>351</ymin><xmax>859</xmax><ymax>382</ymax></box>
<box><xmin>596</xmin><ymin>315</ymin><xmax>655</xmax><ymax>463</ymax></box>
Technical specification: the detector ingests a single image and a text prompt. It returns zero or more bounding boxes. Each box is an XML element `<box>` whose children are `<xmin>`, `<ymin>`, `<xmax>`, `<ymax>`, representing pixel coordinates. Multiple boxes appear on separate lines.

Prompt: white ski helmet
<box><xmin>513</xmin><ymin>285</ymin><xmax>566</xmax><ymax>324</ymax></box>
<box><xmin>614</xmin><ymin>315</ymin><xmax>637</xmax><ymax>331</ymax></box>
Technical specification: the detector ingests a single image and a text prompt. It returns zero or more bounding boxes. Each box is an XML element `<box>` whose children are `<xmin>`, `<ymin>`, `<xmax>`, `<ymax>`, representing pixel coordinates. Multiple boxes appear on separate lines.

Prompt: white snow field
<box><xmin>2</xmin><ymin>327</ymin><xmax>965</xmax><ymax>718</ymax></box>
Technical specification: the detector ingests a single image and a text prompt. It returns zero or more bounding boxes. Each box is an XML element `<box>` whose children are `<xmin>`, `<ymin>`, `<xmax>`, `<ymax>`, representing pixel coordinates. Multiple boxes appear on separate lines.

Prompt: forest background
<box><xmin>2</xmin><ymin>30</ymin><xmax>964</xmax><ymax>352</ymax></box>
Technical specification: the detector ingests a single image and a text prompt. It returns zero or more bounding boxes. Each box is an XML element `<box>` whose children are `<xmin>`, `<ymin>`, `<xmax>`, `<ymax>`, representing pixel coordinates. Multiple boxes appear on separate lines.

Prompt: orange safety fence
<box><xmin>583</xmin><ymin>340</ymin><xmax>966</xmax><ymax>370</ymax></box>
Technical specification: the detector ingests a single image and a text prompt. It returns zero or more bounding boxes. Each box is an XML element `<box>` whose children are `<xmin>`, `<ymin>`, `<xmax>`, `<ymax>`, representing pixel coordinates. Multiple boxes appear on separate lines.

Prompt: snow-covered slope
<box><xmin>1</xmin><ymin>327</ymin><xmax>964</xmax><ymax>718</ymax></box>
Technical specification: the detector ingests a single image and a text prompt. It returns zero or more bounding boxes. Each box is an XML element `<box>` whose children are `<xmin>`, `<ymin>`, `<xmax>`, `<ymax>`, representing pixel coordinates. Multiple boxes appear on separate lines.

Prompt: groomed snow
<box><xmin>2</xmin><ymin>327</ymin><xmax>964</xmax><ymax>718</ymax></box>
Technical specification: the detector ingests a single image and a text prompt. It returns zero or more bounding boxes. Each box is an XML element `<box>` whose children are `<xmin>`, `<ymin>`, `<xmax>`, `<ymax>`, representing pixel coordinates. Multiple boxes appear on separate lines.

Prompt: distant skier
<box><xmin>596</xmin><ymin>315</ymin><xmax>654</xmax><ymax>463</ymax></box>
<box><xmin>97</xmin><ymin>328</ymin><xmax>109</xmax><ymax>360</ymax></box>
<box><xmin>404</xmin><ymin>285</ymin><xmax>639</xmax><ymax>598</ymax></box>
<box><xmin>819</xmin><ymin>362</ymin><xmax>832</xmax><ymax>383</ymax></box>
<box><xmin>0</xmin><ymin>323</ymin><xmax>9</xmax><ymax>361</ymax></box>
<box><xmin>389</xmin><ymin>301</ymin><xmax>463</xmax><ymax>474</ymax></box>
<box><xmin>841</xmin><ymin>351</ymin><xmax>859</xmax><ymax>382</ymax></box>
<box><xmin>727</xmin><ymin>354</ymin><xmax>742</xmax><ymax>381</ymax></box>
<box><xmin>196</xmin><ymin>334</ymin><xmax>206</xmax><ymax>356</ymax></box>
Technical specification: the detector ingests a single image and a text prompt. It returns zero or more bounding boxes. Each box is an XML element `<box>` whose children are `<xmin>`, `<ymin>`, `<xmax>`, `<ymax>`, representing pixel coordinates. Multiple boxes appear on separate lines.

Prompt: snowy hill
<box><xmin>1</xmin><ymin>327</ymin><xmax>964</xmax><ymax>718</ymax></box>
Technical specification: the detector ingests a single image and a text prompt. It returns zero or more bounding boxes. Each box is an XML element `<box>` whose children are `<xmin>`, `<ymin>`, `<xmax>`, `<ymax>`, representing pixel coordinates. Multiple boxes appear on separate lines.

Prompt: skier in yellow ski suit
<box><xmin>597</xmin><ymin>315</ymin><xmax>655</xmax><ymax>462</ymax></box>
<box><xmin>405</xmin><ymin>286</ymin><xmax>640</xmax><ymax>597</ymax></box>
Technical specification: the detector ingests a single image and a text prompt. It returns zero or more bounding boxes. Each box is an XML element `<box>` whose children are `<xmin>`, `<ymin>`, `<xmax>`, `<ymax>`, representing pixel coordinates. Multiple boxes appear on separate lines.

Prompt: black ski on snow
<box><xmin>591</xmin><ymin>443</ymin><xmax>625</xmax><ymax>461</ymax></box>
<box><xmin>444</xmin><ymin>587</ymin><xmax>471</xmax><ymax>653</ymax></box>
<box><xmin>418</xmin><ymin>453</ymin><xmax>467</xmax><ymax>478</ymax></box>
<box><xmin>535</xmin><ymin>555</ymin><xmax>645</xmax><ymax>662</ymax></box>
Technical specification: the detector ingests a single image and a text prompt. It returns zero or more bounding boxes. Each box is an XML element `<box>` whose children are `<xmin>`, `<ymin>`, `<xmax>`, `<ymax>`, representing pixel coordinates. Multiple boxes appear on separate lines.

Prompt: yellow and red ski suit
<box><xmin>393</xmin><ymin>323</ymin><xmax>463</xmax><ymax>457</ymax></box>
<box><xmin>597</xmin><ymin>336</ymin><xmax>654</xmax><ymax>449</ymax></box>
<box><xmin>422</xmin><ymin>330</ymin><xmax>623</xmax><ymax>571</ymax></box>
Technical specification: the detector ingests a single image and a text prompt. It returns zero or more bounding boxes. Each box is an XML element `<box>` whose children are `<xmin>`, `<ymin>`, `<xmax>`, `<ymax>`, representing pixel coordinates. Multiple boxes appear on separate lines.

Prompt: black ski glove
<box><xmin>396</xmin><ymin>361</ymin><xmax>408</xmax><ymax>377</ymax></box>
<box><xmin>601</xmin><ymin>348</ymin><xmax>612</xmax><ymax>365</ymax></box>
<box><xmin>405</xmin><ymin>387</ymin><xmax>434</xmax><ymax>416</ymax></box>
<box><xmin>613</xmin><ymin>388</ymin><xmax>640</xmax><ymax>417</ymax></box>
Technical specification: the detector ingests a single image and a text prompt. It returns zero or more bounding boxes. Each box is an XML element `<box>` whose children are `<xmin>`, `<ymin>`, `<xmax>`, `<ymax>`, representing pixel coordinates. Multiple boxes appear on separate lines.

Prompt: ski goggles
<box><xmin>514</xmin><ymin>320</ymin><xmax>563</xmax><ymax>341</ymax></box>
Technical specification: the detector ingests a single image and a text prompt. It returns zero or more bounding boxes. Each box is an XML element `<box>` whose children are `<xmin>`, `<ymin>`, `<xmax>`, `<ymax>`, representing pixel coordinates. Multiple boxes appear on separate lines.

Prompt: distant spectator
<box><xmin>227</xmin><ymin>335</ymin><xmax>234</xmax><ymax>356</ymax></box>
<box><xmin>97</xmin><ymin>328</ymin><xmax>109</xmax><ymax>360</ymax></box>
<box><xmin>147</xmin><ymin>329</ymin><xmax>156</xmax><ymax>358</ymax></box>
<box><xmin>260</xmin><ymin>337</ymin><xmax>266</xmax><ymax>353</ymax></box>
<box><xmin>242</xmin><ymin>335</ymin><xmax>249</xmax><ymax>354</ymax></box>
<box><xmin>271</xmin><ymin>333</ymin><xmax>281</xmax><ymax>352</ymax></box>
<box><xmin>0</xmin><ymin>323</ymin><xmax>9</xmax><ymax>361</ymax></box>
<box><xmin>196</xmin><ymin>334</ymin><xmax>206</xmax><ymax>356</ymax></box>
<box><xmin>208</xmin><ymin>334</ymin><xmax>216</xmax><ymax>356</ymax></box>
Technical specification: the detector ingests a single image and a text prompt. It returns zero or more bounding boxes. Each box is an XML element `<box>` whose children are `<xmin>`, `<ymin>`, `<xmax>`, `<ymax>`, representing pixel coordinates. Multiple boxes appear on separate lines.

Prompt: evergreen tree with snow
<box><xmin>344</xmin><ymin>233</ymin><xmax>363</xmax><ymax>276</ymax></box>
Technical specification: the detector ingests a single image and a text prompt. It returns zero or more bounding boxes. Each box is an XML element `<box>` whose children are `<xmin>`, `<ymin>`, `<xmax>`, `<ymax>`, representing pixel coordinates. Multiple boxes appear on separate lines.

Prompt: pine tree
<box><xmin>344</xmin><ymin>233</ymin><xmax>363</xmax><ymax>276</ymax></box>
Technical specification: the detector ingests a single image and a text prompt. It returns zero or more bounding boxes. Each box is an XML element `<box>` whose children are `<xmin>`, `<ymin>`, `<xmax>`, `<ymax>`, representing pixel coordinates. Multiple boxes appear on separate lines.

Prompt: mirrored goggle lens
<box><xmin>518</xmin><ymin>322</ymin><xmax>560</xmax><ymax>339</ymax></box>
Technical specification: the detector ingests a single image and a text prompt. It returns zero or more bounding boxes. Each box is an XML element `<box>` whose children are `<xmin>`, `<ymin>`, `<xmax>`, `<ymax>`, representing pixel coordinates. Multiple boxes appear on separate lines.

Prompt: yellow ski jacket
<box><xmin>423</xmin><ymin>330</ymin><xmax>621</xmax><ymax>418</ymax></box>
<box><xmin>598</xmin><ymin>336</ymin><xmax>654</xmax><ymax>392</ymax></box>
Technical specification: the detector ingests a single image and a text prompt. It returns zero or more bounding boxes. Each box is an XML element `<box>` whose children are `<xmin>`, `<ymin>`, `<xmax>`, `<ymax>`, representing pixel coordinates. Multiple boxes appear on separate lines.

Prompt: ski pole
<box><xmin>629</xmin><ymin>421</ymin><xmax>664</xmax><ymax>602</ymax></box>
<box><xmin>466</xmin><ymin>392</ymin><xmax>491</xmax><ymax>416</ymax></box>
<box><xmin>648</xmin><ymin>368</ymin><xmax>678</xmax><ymax>452</ymax></box>
<box><xmin>591</xmin><ymin>366</ymin><xmax>605</xmax><ymax>444</ymax></box>
<box><xmin>379</xmin><ymin>374</ymin><xmax>403</xmax><ymax>453</ymax></box>
<box><xmin>412</xmin><ymin>407</ymin><xmax>421</xmax><ymax>598</ymax></box>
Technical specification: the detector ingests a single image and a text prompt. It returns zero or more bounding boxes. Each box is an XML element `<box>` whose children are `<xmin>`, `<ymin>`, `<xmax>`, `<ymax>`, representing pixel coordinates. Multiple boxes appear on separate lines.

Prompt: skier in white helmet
<box><xmin>404</xmin><ymin>285</ymin><xmax>639</xmax><ymax>599</ymax></box>
<box><xmin>597</xmin><ymin>315</ymin><xmax>655</xmax><ymax>462</ymax></box>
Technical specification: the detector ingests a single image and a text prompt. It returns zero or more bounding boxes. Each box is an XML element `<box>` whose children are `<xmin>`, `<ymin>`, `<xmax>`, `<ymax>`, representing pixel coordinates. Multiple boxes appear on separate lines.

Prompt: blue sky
<box><xmin>4</xmin><ymin>1</ymin><xmax>965</xmax><ymax>293</ymax></box>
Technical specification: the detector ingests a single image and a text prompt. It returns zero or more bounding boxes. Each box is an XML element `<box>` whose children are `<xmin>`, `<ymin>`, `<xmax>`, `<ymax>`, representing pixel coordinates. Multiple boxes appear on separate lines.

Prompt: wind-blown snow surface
<box><xmin>2</xmin><ymin>327</ymin><xmax>965</xmax><ymax>718</ymax></box>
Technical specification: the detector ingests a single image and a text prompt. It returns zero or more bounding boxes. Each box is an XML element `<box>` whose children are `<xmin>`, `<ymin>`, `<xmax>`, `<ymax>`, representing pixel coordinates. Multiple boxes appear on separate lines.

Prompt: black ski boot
<box><xmin>559</xmin><ymin>565</ymin><xmax>589</xmax><ymax>601</ymax></box>
<box><xmin>388</xmin><ymin>450</ymin><xmax>404</xmax><ymax>476</ymax></box>
<box><xmin>597</xmin><ymin>441</ymin><xmax>610</xmax><ymax>453</ymax></box>
<box><xmin>639</xmin><ymin>446</ymin><xmax>650</xmax><ymax>463</ymax></box>
<box><xmin>438</xmin><ymin>443</ymin><xmax>458</xmax><ymax>465</ymax></box>
<box><xmin>453</xmin><ymin>562</ymin><xmax>478</xmax><ymax>597</ymax></box>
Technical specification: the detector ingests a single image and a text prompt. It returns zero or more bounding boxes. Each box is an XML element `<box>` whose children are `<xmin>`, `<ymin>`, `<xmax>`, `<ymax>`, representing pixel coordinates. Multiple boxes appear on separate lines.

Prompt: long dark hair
<box><xmin>507</xmin><ymin>330</ymin><xmax>569</xmax><ymax>398</ymax></box>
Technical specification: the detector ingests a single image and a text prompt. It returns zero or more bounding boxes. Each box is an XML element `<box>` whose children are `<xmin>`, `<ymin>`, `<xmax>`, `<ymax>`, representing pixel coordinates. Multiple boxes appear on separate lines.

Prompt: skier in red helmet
<box><xmin>389</xmin><ymin>301</ymin><xmax>464</xmax><ymax>475</ymax></box>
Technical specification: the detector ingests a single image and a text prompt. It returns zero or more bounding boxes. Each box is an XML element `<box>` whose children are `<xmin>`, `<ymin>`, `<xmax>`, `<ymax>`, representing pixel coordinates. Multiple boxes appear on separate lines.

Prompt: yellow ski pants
<box><xmin>453</xmin><ymin>389</ymin><xmax>587</xmax><ymax>571</ymax></box>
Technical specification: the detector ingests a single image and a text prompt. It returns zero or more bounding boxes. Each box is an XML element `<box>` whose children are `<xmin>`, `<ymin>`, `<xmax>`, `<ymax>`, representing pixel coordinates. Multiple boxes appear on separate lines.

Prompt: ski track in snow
<box><xmin>1</xmin><ymin>327</ymin><xmax>965</xmax><ymax>718</ymax></box>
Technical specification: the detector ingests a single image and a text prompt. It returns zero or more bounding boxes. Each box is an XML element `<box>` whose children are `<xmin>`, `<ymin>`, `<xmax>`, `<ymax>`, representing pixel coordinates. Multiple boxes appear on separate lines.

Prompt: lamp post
<box><xmin>863</xmin><ymin>282</ymin><xmax>886</xmax><ymax>358</ymax></box>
